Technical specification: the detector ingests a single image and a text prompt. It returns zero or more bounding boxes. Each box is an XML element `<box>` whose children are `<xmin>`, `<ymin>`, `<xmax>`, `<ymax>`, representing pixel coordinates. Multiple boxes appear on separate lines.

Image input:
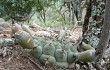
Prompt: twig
<box><xmin>92</xmin><ymin>62</ymin><xmax>104</xmax><ymax>70</ymax></box>
<box><xmin>23</xmin><ymin>56</ymin><xmax>45</xmax><ymax>70</ymax></box>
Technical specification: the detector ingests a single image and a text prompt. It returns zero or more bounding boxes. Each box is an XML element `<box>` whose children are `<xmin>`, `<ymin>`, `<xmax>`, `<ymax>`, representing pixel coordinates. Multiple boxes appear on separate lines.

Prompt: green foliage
<box><xmin>31</xmin><ymin>0</ymin><xmax>71</xmax><ymax>27</ymax></box>
<box><xmin>0</xmin><ymin>0</ymin><xmax>36</xmax><ymax>21</ymax></box>
<box><xmin>0</xmin><ymin>0</ymin><xmax>59</xmax><ymax>22</ymax></box>
<box><xmin>0</xmin><ymin>0</ymin><xmax>81</xmax><ymax>27</ymax></box>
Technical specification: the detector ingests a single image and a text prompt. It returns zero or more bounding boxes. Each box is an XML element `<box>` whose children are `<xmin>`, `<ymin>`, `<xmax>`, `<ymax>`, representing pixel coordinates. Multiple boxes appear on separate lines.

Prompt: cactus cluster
<box><xmin>12</xmin><ymin>23</ymin><xmax>34</xmax><ymax>49</ymax></box>
<box><xmin>31</xmin><ymin>35</ymin><xmax>97</xmax><ymax>68</ymax></box>
<box><xmin>13</xmin><ymin>24</ymin><xmax>97</xmax><ymax>68</ymax></box>
<box><xmin>31</xmin><ymin>35</ymin><xmax>79</xmax><ymax>68</ymax></box>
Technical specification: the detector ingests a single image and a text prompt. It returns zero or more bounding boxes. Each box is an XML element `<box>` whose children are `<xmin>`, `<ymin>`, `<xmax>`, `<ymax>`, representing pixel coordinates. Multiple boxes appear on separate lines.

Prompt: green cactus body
<box><xmin>33</xmin><ymin>36</ymin><xmax>41</xmax><ymax>40</ymax></box>
<box><xmin>77</xmin><ymin>50</ymin><xmax>96</xmax><ymax>62</ymax></box>
<box><xmin>54</xmin><ymin>42</ymin><xmax>62</xmax><ymax>49</ymax></box>
<box><xmin>15</xmin><ymin>31</ymin><xmax>34</xmax><ymax>49</ymax></box>
<box><xmin>60</xmin><ymin>41</ymin><xmax>70</xmax><ymax>52</ymax></box>
<box><xmin>69</xmin><ymin>43</ymin><xmax>78</xmax><ymax>53</ymax></box>
<box><xmin>34</xmin><ymin>39</ymin><xmax>38</xmax><ymax>45</ymax></box>
<box><xmin>55</xmin><ymin>62</ymin><xmax>68</xmax><ymax>68</ymax></box>
<box><xmin>55</xmin><ymin>49</ymin><xmax>67</xmax><ymax>62</ymax></box>
<box><xmin>82</xmin><ymin>42</ymin><xmax>95</xmax><ymax>50</ymax></box>
<box><xmin>22</xmin><ymin>25</ymin><xmax>32</xmax><ymax>37</ymax></box>
<box><xmin>42</xmin><ymin>43</ymin><xmax>55</xmax><ymax>56</ymax></box>
<box><xmin>61</xmin><ymin>42</ymin><xmax>71</xmax><ymax>52</ymax></box>
<box><xmin>40</xmin><ymin>54</ymin><xmax>56</xmax><ymax>65</ymax></box>
<box><xmin>57</xmin><ymin>35</ymin><xmax>64</xmax><ymax>41</ymax></box>
<box><xmin>37</xmin><ymin>37</ymin><xmax>47</xmax><ymax>47</ymax></box>
<box><xmin>31</xmin><ymin>46</ymin><xmax>42</xmax><ymax>59</ymax></box>
<box><xmin>67</xmin><ymin>52</ymin><xmax>77</xmax><ymax>64</ymax></box>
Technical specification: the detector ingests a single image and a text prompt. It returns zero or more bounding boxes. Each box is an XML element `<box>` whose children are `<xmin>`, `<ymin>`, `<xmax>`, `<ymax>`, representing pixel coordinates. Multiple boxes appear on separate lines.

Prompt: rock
<box><xmin>0</xmin><ymin>26</ymin><xmax>5</xmax><ymax>31</ymax></box>
<box><xmin>0</xmin><ymin>22</ymin><xmax>10</xmax><ymax>28</ymax></box>
<box><xmin>35</xmin><ymin>31</ymin><xmax>51</xmax><ymax>37</ymax></box>
<box><xmin>12</xmin><ymin>23</ymin><xmax>22</xmax><ymax>34</ymax></box>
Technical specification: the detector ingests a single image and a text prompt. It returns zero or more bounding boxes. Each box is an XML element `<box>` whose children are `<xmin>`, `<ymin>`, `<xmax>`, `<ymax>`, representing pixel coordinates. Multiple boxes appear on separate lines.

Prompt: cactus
<box><xmin>40</xmin><ymin>54</ymin><xmax>56</xmax><ymax>65</ymax></box>
<box><xmin>55</xmin><ymin>62</ymin><xmax>68</xmax><ymax>68</ymax></box>
<box><xmin>16</xmin><ymin>32</ymin><xmax>97</xmax><ymax>68</ymax></box>
<box><xmin>59</xmin><ymin>39</ymin><xmax>70</xmax><ymax>52</ymax></box>
<box><xmin>77</xmin><ymin>50</ymin><xmax>96</xmax><ymax>62</ymax></box>
<box><xmin>15</xmin><ymin>31</ymin><xmax>34</xmax><ymax>49</ymax></box>
<box><xmin>31</xmin><ymin>46</ymin><xmax>42</xmax><ymax>59</ymax></box>
<box><xmin>55</xmin><ymin>49</ymin><xmax>67</xmax><ymax>62</ymax></box>
<box><xmin>62</xmin><ymin>45</ymin><xmax>71</xmax><ymax>52</ymax></box>
<box><xmin>82</xmin><ymin>42</ymin><xmax>95</xmax><ymax>50</ymax></box>
<box><xmin>67</xmin><ymin>52</ymin><xmax>77</xmax><ymax>64</ymax></box>
<box><xmin>54</xmin><ymin>42</ymin><xmax>62</xmax><ymax>49</ymax></box>
<box><xmin>37</xmin><ymin>37</ymin><xmax>47</xmax><ymax>47</ymax></box>
<box><xmin>42</xmin><ymin>42</ymin><xmax>55</xmax><ymax>56</ymax></box>
<box><xmin>22</xmin><ymin>25</ymin><xmax>33</xmax><ymax>37</ymax></box>
<box><xmin>34</xmin><ymin>39</ymin><xmax>38</xmax><ymax>45</ymax></box>
<box><xmin>69</xmin><ymin>43</ymin><xmax>78</xmax><ymax>53</ymax></box>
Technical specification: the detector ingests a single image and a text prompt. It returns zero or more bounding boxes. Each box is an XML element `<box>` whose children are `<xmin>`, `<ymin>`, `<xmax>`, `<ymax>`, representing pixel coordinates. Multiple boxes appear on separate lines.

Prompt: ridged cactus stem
<box><xmin>61</xmin><ymin>49</ymin><xmax>65</xmax><ymax>53</ymax></box>
<box><xmin>31</xmin><ymin>35</ymin><xmax>98</xmax><ymax>68</ymax></box>
<box><xmin>82</xmin><ymin>42</ymin><xmax>95</xmax><ymax>50</ymax></box>
<box><xmin>76</xmin><ymin>50</ymin><xmax>97</xmax><ymax>62</ymax></box>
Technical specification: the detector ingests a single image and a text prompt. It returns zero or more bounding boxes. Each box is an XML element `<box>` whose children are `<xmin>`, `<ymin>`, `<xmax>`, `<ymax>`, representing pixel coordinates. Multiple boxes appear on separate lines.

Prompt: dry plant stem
<box><xmin>82</xmin><ymin>0</ymin><xmax>91</xmax><ymax>35</ymax></box>
<box><xmin>23</xmin><ymin>56</ymin><xmax>45</xmax><ymax>70</ymax></box>
<box><xmin>92</xmin><ymin>62</ymin><xmax>104</xmax><ymax>70</ymax></box>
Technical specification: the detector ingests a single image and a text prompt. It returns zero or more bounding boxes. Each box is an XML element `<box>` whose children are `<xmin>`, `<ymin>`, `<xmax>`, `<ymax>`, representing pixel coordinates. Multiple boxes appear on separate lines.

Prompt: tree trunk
<box><xmin>82</xmin><ymin>0</ymin><xmax>105</xmax><ymax>48</ymax></box>
<box><xmin>96</xmin><ymin>0</ymin><xmax>110</xmax><ymax>61</ymax></box>
<box><xmin>81</xmin><ymin>0</ymin><xmax>110</xmax><ymax>69</ymax></box>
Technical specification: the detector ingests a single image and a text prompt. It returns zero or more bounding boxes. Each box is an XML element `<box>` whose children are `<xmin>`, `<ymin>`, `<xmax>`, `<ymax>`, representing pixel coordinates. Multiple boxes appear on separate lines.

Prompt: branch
<box><xmin>23</xmin><ymin>55</ymin><xmax>45</xmax><ymax>70</ymax></box>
